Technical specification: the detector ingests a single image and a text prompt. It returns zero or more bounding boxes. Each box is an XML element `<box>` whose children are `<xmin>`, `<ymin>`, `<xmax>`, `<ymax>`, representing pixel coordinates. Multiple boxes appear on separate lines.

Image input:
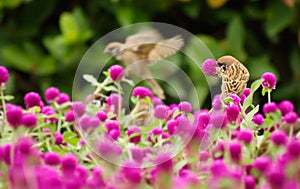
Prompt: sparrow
<box><xmin>104</xmin><ymin>30</ymin><xmax>184</xmax><ymax>99</ymax></box>
<box><xmin>216</xmin><ymin>55</ymin><xmax>250</xmax><ymax>99</ymax></box>
<box><xmin>129</xmin><ymin>98</ymin><xmax>153</xmax><ymax>127</ymax></box>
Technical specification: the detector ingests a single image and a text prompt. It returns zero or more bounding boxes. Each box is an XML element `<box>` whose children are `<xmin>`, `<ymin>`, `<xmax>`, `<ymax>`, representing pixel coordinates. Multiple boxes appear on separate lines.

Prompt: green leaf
<box><xmin>103</xmin><ymin>85</ymin><xmax>119</xmax><ymax>92</ymax></box>
<box><xmin>226</xmin><ymin>16</ymin><xmax>246</xmax><ymax>61</ymax></box>
<box><xmin>3</xmin><ymin>95</ymin><xmax>14</xmax><ymax>101</ymax></box>
<box><xmin>83</xmin><ymin>74</ymin><xmax>99</xmax><ymax>86</ymax></box>
<box><xmin>115</xmin><ymin>6</ymin><xmax>134</xmax><ymax>26</ymax></box>
<box><xmin>122</xmin><ymin>78</ymin><xmax>134</xmax><ymax>86</ymax></box>
<box><xmin>174</xmin><ymin>159</ymin><xmax>190</xmax><ymax>173</ymax></box>
<box><xmin>63</xmin><ymin>131</ymin><xmax>79</xmax><ymax>146</ymax></box>
<box><xmin>72</xmin><ymin>7</ymin><xmax>93</xmax><ymax>42</ymax></box>
<box><xmin>251</xmin><ymin>79</ymin><xmax>263</xmax><ymax>93</ymax></box>
<box><xmin>242</xmin><ymin>79</ymin><xmax>263</xmax><ymax>112</ymax></box>
<box><xmin>246</xmin><ymin>105</ymin><xmax>259</xmax><ymax>122</ymax></box>
<box><xmin>59</xmin><ymin>12</ymin><xmax>79</xmax><ymax>44</ymax></box>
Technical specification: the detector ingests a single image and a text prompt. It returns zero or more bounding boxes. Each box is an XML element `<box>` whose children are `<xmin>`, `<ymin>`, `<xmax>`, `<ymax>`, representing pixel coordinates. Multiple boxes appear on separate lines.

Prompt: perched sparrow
<box><xmin>129</xmin><ymin>99</ymin><xmax>153</xmax><ymax>127</ymax></box>
<box><xmin>104</xmin><ymin>30</ymin><xmax>184</xmax><ymax>99</ymax></box>
<box><xmin>216</xmin><ymin>55</ymin><xmax>250</xmax><ymax>99</ymax></box>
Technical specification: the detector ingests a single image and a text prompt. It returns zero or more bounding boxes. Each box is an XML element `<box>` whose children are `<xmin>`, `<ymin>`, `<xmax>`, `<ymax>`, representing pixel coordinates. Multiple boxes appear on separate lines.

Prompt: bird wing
<box><xmin>125</xmin><ymin>29</ymin><xmax>163</xmax><ymax>46</ymax></box>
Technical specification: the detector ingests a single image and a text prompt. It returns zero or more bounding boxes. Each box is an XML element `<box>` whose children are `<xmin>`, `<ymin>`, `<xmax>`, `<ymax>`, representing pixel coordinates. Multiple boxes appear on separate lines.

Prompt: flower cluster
<box><xmin>0</xmin><ymin>64</ymin><xmax>299</xmax><ymax>189</ymax></box>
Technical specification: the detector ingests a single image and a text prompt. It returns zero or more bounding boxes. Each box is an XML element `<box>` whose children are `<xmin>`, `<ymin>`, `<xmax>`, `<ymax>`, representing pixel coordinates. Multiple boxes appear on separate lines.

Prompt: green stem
<box><xmin>0</xmin><ymin>89</ymin><xmax>7</xmax><ymax>132</ymax></box>
<box><xmin>289</xmin><ymin>125</ymin><xmax>294</xmax><ymax>141</ymax></box>
<box><xmin>267</xmin><ymin>89</ymin><xmax>271</xmax><ymax>103</ymax></box>
<box><xmin>116</xmin><ymin>82</ymin><xmax>122</xmax><ymax>120</ymax></box>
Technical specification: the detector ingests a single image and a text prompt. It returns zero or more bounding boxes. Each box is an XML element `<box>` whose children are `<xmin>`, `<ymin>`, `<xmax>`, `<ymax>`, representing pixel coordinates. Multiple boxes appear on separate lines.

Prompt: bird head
<box><xmin>104</xmin><ymin>42</ymin><xmax>123</xmax><ymax>56</ymax></box>
<box><xmin>216</xmin><ymin>55</ymin><xmax>239</xmax><ymax>74</ymax></box>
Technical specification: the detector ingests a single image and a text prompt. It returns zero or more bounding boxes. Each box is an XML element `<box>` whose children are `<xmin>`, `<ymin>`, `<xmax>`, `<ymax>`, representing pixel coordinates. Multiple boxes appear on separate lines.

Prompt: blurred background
<box><xmin>0</xmin><ymin>0</ymin><xmax>299</xmax><ymax>112</ymax></box>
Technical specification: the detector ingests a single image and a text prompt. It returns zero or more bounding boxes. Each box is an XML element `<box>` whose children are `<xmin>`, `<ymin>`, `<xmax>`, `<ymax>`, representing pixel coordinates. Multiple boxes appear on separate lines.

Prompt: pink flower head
<box><xmin>45</xmin><ymin>87</ymin><xmax>60</xmax><ymax>103</ymax></box>
<box><xmin>278</xmin><ymin>100</ymin><xmax>294</xmax><ymax>116</ymax></box>
<box><xmin>54</xmin><ymin>132</ymin><xmax>63</xmax><ymax>145</ymax></box>
<box><xmin>263</xmin><ymin>102</ymin><xmax>277</xmax><ymax>114</ymax></box>
<box><xmin>178</xmin><ymin>101</ymin><xmax>192</xmax><ymax>113</ymax></box>
<box><xmin>107</xmin><ymin>93</ymin><xmax>123</xmax><ymax>114</ymax></box>
<box><xmin>109</xmin><ymin>65</ymin><xmax>124</xmax><ymax>81</ymax></box>
<box><xmin>56</xmin><ymin>93</ymin><xmax>70</xmax><ymax>105</ymax></box>
<box><xmin>244</xmin><ymin>175</ymin><xmax>256</xmax><ymax>189</ymax></box>
<box><xmin>61</xmin><ymin>154</ymin><xmax>78</xmax><ymax>175</ymax></box>
<box><xmin>44</xmin><ymin>152</ymin><xmax>61</xmax><ymax>166</ymax></box>
<box><xmin>65</xmin><ymin>111</ymin><xmax>75</xmax><ymax>122</ymax></box>
<box><xmin>21</xmin><ymin>113</ymin><xmax>37</xmax><ymax>128</ymax></box>
<box><xmin>225</xmin><ymin>104</ymin><xmax>240</xmax><ymax>123</ymax></box>
<box><xmin>120</xmin><ymin>161</ymin><xmax>142</xmax><ymax>184</ymax></box>
<box><xmin>238</xmin><ymin>129</ymin><xmax>253</xmax><ymax>144</ymax></box>
<box><xmin>24</xmin><ymin>92</ymin><xmax>42</xmax><ymax>109</ymax></box>
<box><xmin>130</xmin><ymin>147</ymin><xmax>145</xmax><ymax>164</ymax></box>
<box><xmin>284</xmin><ymin>111</ymin><xmax>298</xmax><ymax>124</ymax></box>
<box><xmin>154</xmin><ymin>105</ymin><xmax>169</xmax><ymax>120</ymax></box>
<box><xmin>167</xmin><ymin>119</ymin><xmax>179</xmax><ymax>135</ymax></box>
<box><xmin>96</xmin><ymin>111</ymin><xmax>108</xmax><ymax>121</ymax></box>
<box><xmin>127</xmin><ymin>126</ymin><xmax>141</xmax><ymax>144</ymax></box>
<box><xmin>79</xmin><ymin>115</ymin><xmax>101</xmax><ymax>131</ymax></box>
<box><xmin>194</xmin><ymin>112</ymin><xmax>210</xmax><ymax>129</ymax></box>
<box><xmin>132</xmin><ymin>86</ymin><xmax>153</xmax><ymax>99</ymax></box>
<box><xmin>271</xmin><ymin>130</ymin><xmax>287</xmax><ymax>146</ymax></box>
<box><xmin>228</xmin><ymin>141</ymin><xmax>242</xmax><ymax>163</ymax></box>
<box><xmin>252</xmin><ymin>113</ymin><xmax>264</xmax><ymax>125</ymax></box>
<box><xmin>6</xmin><ymin>106</ymin><xmax>23</xmax><ymax>128</ymax></box>
<box><xmin>261</xmin><ymin>72</ymin><xmax>277</xmax><ymax>89</ymax></box>
<box><xmin>287</xmin><ymin>141</ymin><xmax>300</xmax><ymax>158</ymax></box>
<box><xmin>212</xmin><ymin>94</ymin><xmax>222</xmax><ymax>110</ymax></box>
<box><xmin>154</xmin><ymin>153</ymin><xmax>173</xmax><ymax>173</ymax></box>
<box><xmin>253</xmin><ymin>156</ymin><xmax>272</xmax><ymax>174</ymax></box>
<box><xmin>71</xmin><ymin>101</ymin><xmax>85</xmax><ymax>118</ymax></box>
<box><xmin>105</xmin><ymin>120</ymin><xmax>120</xmax><ymax>132</ymax></box>
<box><xmin>202</xmin><ymin>59</ymin><xmax>218</xmax><ymax>77</ymax></box>
<box><xmin>0</xmin><ymin>66</ymin><xmax>9</xmax><ymax>84</ymax></box>
<box><xmin>108</xmin><ymin>129</ymin><xmax>121</xmax><ymax>140</ymax></box>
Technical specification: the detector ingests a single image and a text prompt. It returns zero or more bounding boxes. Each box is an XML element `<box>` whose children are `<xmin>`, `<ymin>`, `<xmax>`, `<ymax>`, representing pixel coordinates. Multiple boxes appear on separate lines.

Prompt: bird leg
<box><xmin>145</xmin><ymin>78</ymin><xmax>165</xmax><ymax>100</ymax></box>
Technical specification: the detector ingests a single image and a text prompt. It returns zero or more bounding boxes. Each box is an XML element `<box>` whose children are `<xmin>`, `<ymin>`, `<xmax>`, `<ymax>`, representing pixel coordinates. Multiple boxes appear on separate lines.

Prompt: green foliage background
<box><xmin>0</xmin><ymin>0</ymin><xmax>299</xmax><ymax>111</ymax></box>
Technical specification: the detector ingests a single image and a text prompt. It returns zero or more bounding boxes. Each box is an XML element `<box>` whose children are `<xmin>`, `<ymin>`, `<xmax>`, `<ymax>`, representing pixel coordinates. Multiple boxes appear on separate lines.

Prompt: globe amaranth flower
<box><xmin>253</xmin><ymin>156</ymin><xmax>272</xmax><ymax>174</ymax></box>
<box><xmin>0</xmin><ymin>66</ymin><xmax>9</xmax><ymax>85</ymax></box>
<box><xmin>244</xmin><ymin>175</ymin><xmax>256</xmax><ymax>189</ymax></box>
<box><xmin>202</xmin><ymin>59</ymin><xmax>218</xmax><ymax>77</ymax></box>
<box><xmin>238</xmin><ymin>129</ymin><xmax>253</xmax><ymax>144</ymax></box>
<box><xmin>228</xmin><ymin>141</ymin><xmax>242</xmax><ymax>163</ymax></box>
<box><xmin>212</xmin><ymin>94</ymin><xmax>222</xmax><ymax>110</ymax></box>
<box><xmin>109</xmin><ymin>65</ymin><xmax>124</xmax><ymax>81</ymax></box>
<box><xmin>271</xmin><ymin>130</ymin><xmax>287</xmax><ymax>146</ymax></box>
<box><xmin>194</xmin><ymin>112</ymin><xmax>210</xmax><ymax>129</ymax></box>
<box><xmin>71</xmin><ymin>101</ymin><xmax>85</xmax><ymax>118</ymax></box>
<box><xmin>178</xmin><ymin>101</ymin><xmax>192</xmax><ymax>113</ymax></box>
<box><xmin>54</xmin><ymin>132</ymin><xmax>63</xmax><ymax>145</ymax></box>
<box><xmin>278</xmin><ymin>100</ymin><xmax>294</xmax><ymax>116</ymax></box>
<box><xmin>61</xmin><ymin>153</ymin><xmax>78</xmax><ymax>175</ymax></box>
<box><xmin>166</xmin><ymin>119</ymin><xmax>179</xmax><ymax>135</ymax></box>
<box><xmin>132</xmin><ymin>86</ymin><xmax>153</xmax><ymax>99</ymax></box>
<box><xmin>284</xmin><ymin>111</ymin><xmax>298</xmax><ymax>124</ymax></box>
<box><xmin>24</xmin><ymin>92</ymin><xmax>42</xmax><ymax>109</ymax></box>
<box><xmin>127</xmin><ymin>126</ymin><xmax>141</xmax><ymax>144</ymax></box>
<box><xmin>108</xmin><ymin>129</ymin><xmax>121</xmax><ymax>140</ymax></box>
<box><xmin>79</xmin><ymin>115</ymin><xmax>101</xmax><ymax>131</ymax></box>
<box><xmin>21</xmin><ymin>113</ymin><xmax>37</xmax><ymax>128</ymax></box>
<box><xmin>130</xmin><ymin>146</ymin><xmax>144</xmax><ymax>164</ymax></box>
<box><xmin>6</xmin><ymin>107</ymin><xmax>23</xmax><ymax>128</ymax></box>
<box><xmin>105</xmin><ymin>120</ymin><xmax>120</xmax><ymax>133</ymax></box>
<box><xmin>225</xmin><ymin>104</ymin><xmax>240</xmax><ymax>124</ymax></box>
<box><xmin>287</xmin><ymin>141</ymin><xmax>300</xmax><ymax>158</ymax></box>
<box><xmin>210</xmin><ymin>160</ymin><xmax>228</xmax><ymax>177</ymax></box>
<box><xmin>65</xmin><ymin>111</ymin><xmax>75</xmax><ymax>122</ymax></box>
<box><xmin>263</xmin><ymin>102</ymin><xmax>277</xmax><ymax>114</ymax></box>
<box><xmin>252</xmin><ymin>113</ymin><xmax>265</xmax><ymax>125</ymax></box>
<box><xmin>45</xmin><ymin>87</ymin><xmax>60</xmax><ymax>103</ymax></box>
<box><xmin>17</xmin><ymin>137</ymin><xmax>34</xmax><ymax>155</ymax></box>
<box><xmin>151</xmin><ymin>97</ymin><xmax>163</xmax><ymax>107</ymax></box>
<box><xmin>120</xmin><ymin>161</ymin><xmax>142</xmax><ymax>184</ymax></box>
<box><xmin>268</xmin><ymin>170</ymin><xmax>286</xmax><ymax>189</ymax></box>
<box><xmin>154</xmin><ymin>105</ymin><xmax>169</xmax><ymax>120</ymax></box>
<box><xmin>96</xmin><ymin>111</ymin><xmax>108</xmax><ymax>121</ymax></box>
<box><xmin>44</xmin><ymin>152</ymin><xmax>61</xmax><ymax>166</ymax></box>
<box><xmin>107</xmin><ymin>93</ymin><xmax>123</xmax><ymax>114</ymax></box>
<box><xmin>261</xmin><ymin>72</ymin><xmax>277</xmax><ymax>89</ymax></box>
<box><xmin>56</xmin><ymin>93</ymin><xmax>70</xmax><ymax>105</ymax></box>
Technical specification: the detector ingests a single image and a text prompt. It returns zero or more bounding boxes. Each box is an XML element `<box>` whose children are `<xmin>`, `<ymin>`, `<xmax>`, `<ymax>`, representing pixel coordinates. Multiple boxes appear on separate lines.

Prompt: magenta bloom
<box><xmin>71</xmin><ymin>101</ymin><xmax>85</xmax><ymax>118</ymax></box>
<box><xmin>65</xmin><ymin>111</ymin><xmax>75</xmax><ymax>122</ymax></box>
<box><xmin>238</xmin><ymin>129</ymin><xmax>253</xmax><ymax>144</ymax></box>
<box><xmin>210</xmin><ymin>110</ymin><xmax>226</xmax><ymax>129</ymax></box>
<box><xmin>121</xmin><ymin>161</ymin><xmax>142</xmax><ymax>184</ymax></box>
<box><xmin>0</xmin><ymin>66</ymin><xmax>9</xmax><ymax>84</ymax></box>
<box><xmin>225</xmin><ymin>104</ymin><xmax>240</xmax><ymax>123</ymax></box>
<box><xmin>24</xmin><ymin>92</ymin><xmax>42</xmax><ymax>109</ymax></box>
<box><xmin>229</xmin><ymin>141</ymin><xmax>242</xmax><ymax>162</ymax></box>
<box><xmin>278</xmin><ymin>100</ymin><xmax>294</xmax><ymax>116</ymax></box>
<box><xmin>212</xmin><ymin>94</ymin><xmax>222</xmax><ymax>110</ymax></box>
<box><xmin>261</xmin><ymin>72</ymin><xmax>277</xmax><ymax>89</ymax></box>
<box><xmin>130</xmin><ymin>147</ymin><xmax>144</xmax><ymax>163</ymax></box>
<box><xmin>151</xmin><ymin>97</ymin><xmax>163</xmax><ymax>106</ymax></box>
<box><xmin>61</xmin><ymin>154</ymin><xmax>78</xmax><ymax>175</ymax></box>
<box><xmin>271</xmin><ymin>130</ymin><xmax>287</xmax><ymax>146</ymax></box>
<box><xmin>107</xmin><ymin>93</ymin><xmax>123</xmax><ymax>114</ymax></box>
<box><xmin>21</xmin><ymin>113</ymin><xmax>37</xmax><ymax>128</ymax></box>
<box><xmin>127</xmin><ymin>126</ymin><xmax>142</xmax><ymax>144</ymax></box>
<box><xmin>132</xmin><ymin>86</ymin><xmax>153</xmax><ymax>99</ymax></box>
<box><xmin>155</xmin><ymin>153</ymin><xmax>173</xmax><ymax>173</ymax></box>
<box><xmin>97</xmin><ymin>139</ymin><xmax>123</xmax><ymax>160</ymax></box>
<box><xmin>105</xmin><ymin>120</ymin><xmax>120</xmax><ymax>132</ymax></box>
<box><xmin>6</xmin><ymin>107</ymin><xmax>23</xmax><ymax>128</ymax></box>
<box><xmin>252</xmin><ymin>113</ymin><xmax>264</xmax><ymax>125</ymax></box>
<box><xmin>287</xmin><ymin>141</ymin><xmax>300</xmax><ymax>158</ymax></box>
<box><xmin>108</xmin><ymin>129</ymin><xmax>121</xmax><ymax>140</ymax></box>
<box><xmin>44</xmin><ymin>152</ymin><xmax>61</xmax><ymax>166</ymax></box>
<box><xmin>210</xmin><ymin>160</ymin><xmax>228</xmax><ymax>177</ymax></box>
<box><xmin>202</xmin><ymin>59</ymin><xmax>218</xmax><ymax>77</ymax></box>
<box><xmin>178</xmin><ymin>101</ymin><xmax>192</xmax><ymax>113</ymax></box>
<box><xmin>268</xmin><ymin>171</ymin><xmax>285</xmax><ymax>189</ymax></box>
<box><xmin>284</xmin><ymin>111</ymin><xmax>298</xmax><ymax>124</ymax></box>
<box><xmin>166</xmin><ymin>119</ymin><xmax>179</xmax><ymax>135</ymax></box>
<box><xmin>109</xmin><ymin>65</ymin><xmax>124</xmax><ymax>81</ymax></box>
<box><xmin>56</xmin><ymin>93</ymin><xmax>70</xmax><ymax>105</ymax></box>
<box><xmin>194</xmin><ymin>112</ymin><xmax>210</xmax><ymax>129</ymax></box>
<box><xmin>242</xmin><ymin>88</ymin><xmax>251</xmax><ymax>97</ymax></box>
<box><xmin>54</xmin><ymin>132</ymin><xmax>63</xmax><ymax>145</ymax></box>
<box><xmin>96</xmin><ymin>111</ymin><xmax>108</xmax><ymax>121</ymax></box>
<box><xmin>244</xmin><ymin>175</ymin><xmax>256</xmax><ymax>189</ymax></box>
<box><xmin>45</xmin><ymin>87</ymin><xmax>60</xmax><ymax>103</ymax></box>
<box><xmin>154</xmin><ymin>105</ymin><xmax>169</xmax><ymax>119</ymax></box>
<box><xmin>79</xmin><ymin>115</ymin><xmax>100</xmax><ymax>131</ymax></box>
<box><xmin>263</xmin><ymin>102</ymin><xmax>277</xmax><ymax>114</ymax></box>
<box><xmin>253</xmin><ymin>156</ymin><xmax>272</xmax><ymax>174</ymax></box>
<box><xmin>17</xmin><ymin>137</ymin><xmax>34</xmax><ymax>155</ymax></box>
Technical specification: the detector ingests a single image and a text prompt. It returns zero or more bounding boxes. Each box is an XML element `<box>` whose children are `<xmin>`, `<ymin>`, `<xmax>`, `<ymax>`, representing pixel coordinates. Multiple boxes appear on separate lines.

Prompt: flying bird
<box><xmin>104</xmin><ymin>30</ymin><xmax>184</xmax><ymax>99</ymax></box>
<box><xmin>216</xmin><ymin>55</ymin><xmax>250</xmax><ymax>99</ymax></box>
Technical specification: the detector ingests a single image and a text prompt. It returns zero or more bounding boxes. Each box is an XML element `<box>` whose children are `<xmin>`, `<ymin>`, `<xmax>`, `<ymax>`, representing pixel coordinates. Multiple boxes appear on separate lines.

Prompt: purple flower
<box><xmin>21</xmin><ymin>113</ymin><xmax>37</xmax><ymax>128</ymax></box>
<box><xmin>6</xmin><ymin>107</ymin><xmax>23</xmax><ymax>128</ymax></box>
<box><xmin>130</xmin><ymin>147</ymin><xmax>144</xmax><ymax>163</ymax></box>
<box><xmin>154</xmin><ymin>105</ymin><xmax>169</xmax><ymax>119</ymax></box>
<box><xmin>120</xmin><ymin>161</ymin><xmax>142</xmax><ymax>184</ymax></box>
<box><xmin>252</xmin><ymin>113</ymin><xmax>264</xmax><ymax>125</ymax></box>
<box><xmin>278</xmin><ymin>100</ymin><xmax>294</xmax><ymax>116</ymax></box>
<box><xmin>199</xmin><ymin>151</ymin><xmax>210</xmax><ymax>162</ymax></box>
<box><xmin>238</xmin><ymin>129</ymin><xmax>253</xmax><ymax>144</ymax></box>
<box><xmin>263</xmin><ymin>102</ymin><xmax>277</xmax><ymax>114</ymax></box>
<box><xmin>127</xmin><ymin>126</ymin><xmax>141</xmax><ymax>144</ymax></box>
<box><xmin>167</xmin><ymin>119</ymin><xmax>179</xmax><ymax>135</ymax></box>
<box><xmin>284</xmin><ymin>112</ymin><xmax>298</xmax><ymax>124</ymax></box>
<box><xmin>242</xmin><ymin>88</ymin><xmax>251</xmax><ymax>97</ymax></box>
<box><xmin>105</xmin><ymin>120</ymin><xmax>120</xmax><ymax>132</ymax></box>
<box><xmin>210</xmin><ymin>110</ymin><xmax>226</xmax><ymax>129</ymax></box>
<box><xmin>194</xmin><ymin>112</ymin><xmax>210</xmax><ymax>129</ymax></box>
<box><xmin>109</xmin><ymin>65</ymin><xmax>124</xmax><ymax>81</ymax></box>
<box><xmin>61</xmin><ymin>154</ymin><xmax>78</xmax><ymax>175</ymax></box>
<box><xmin>261</xmin><ymin>72</ymin><xmax>277</xmax><ymax>89</ymax></box>
<box><xmin>96</xmin><ymin>111</ymin><xmax>108</xmax><ymax>121</ymax></box>
<box><xmin>268</xmin><ymin>170</ymin><xmax>285</xmax><ymax>189</ymax></box>
<box><xmin>202</xmin><ymin>59</ymin><xmax>218</xmax><ymax>77</ymax></box>
<box><xmin>90</xmin><ymin>167</ymin><xmax>105</xmax><ymax>188</ymax></box>
<box><xmin>212</xmin><ymin>94</ymin><xmax>222</xmax><ymax>110</ymax></box>
<box><xmin>97</xmin><ymin>139</ymin><xmax>123</xmax><ymax>160</ymax></box>
<box><xmin>151</xmin><ymin>97</ymin><xmax>163</xmax><ymax>106</ymax></box>
<box><xmin>24</xmin><ymin>92</ymin><xmax>42</xmax><ymax>109</ymax></box>
<box><xmin>287</xmin><ymin>141</ymin><xmax>300</xmax><ymax>158</ymax></box>
<box><xmin>132</xmin><ymin>86</ymin><xmax>153</xmax><ymax>99</ymax></box>
<box><xmin>65</xmin><ymin>111</ymin><xmax>75</xmax><ymax>122</ymax></box>
<box><xmin>210</xmin><ymin>160</ymin><xmax>228</xmax><ymax>177</ymax></box>
<box><xmin>44</xmin><ymin>152</ymin><xmax>61</xmax><ymax>165</ymax></box>
<box><xmin>229</xmin><ymin>141</ymin><xmax>242</xmax><ymax>163</ymax></box>
<box><xmin>17</xmin><ymin>137</ymin><xmax>34</xmax><ymax>155</ymax></box>
<box><xmin>228</xmin><ymin>94</ymin><xmax>241</xmax><ymax>105</ymax></box>
<box><xmin>178</xmin><ymin>101</ymin><xmax>192</xmax><ymax>113</ymax></box>
<box><xmin>253</xmin><ymin>156</ymin><xmax>272</xmax><ymax>174</ymax></box>
<box><xmin>79</xmin><ymin>115</ymin><xmax>100</xmax><ymax>131</ymax></box>
<box><xmin>107</xmin><ymin>93</ymin><xmax>123</xmax><ymax>114</ymax></box>
<box><xmin>54</xmin><ymin>132</ymin><xmax>63</xmax><ymax>145</ymax></box>
<box><xmin>155</xmin><ymin>153</ymin><xmax>173</xmax><ymax>173</ymax></box>
<box><xmin>108</xmin><ymin>129</ymin><xmax>121</xmax><ymax>140</ymax></box>
<box><xmin>271</xmin><ymin>130</ymin><xmax>287</xmax><ymax>146</ymax></box>
<box><xmin>56</xmin><ymin>93</ymin><xmax>70</xmax><ymax>105</ymax></box>
<box><xmin>244</xmin><ymin>175</ymin><xmax>256</xmax><ymax>189</ymax></box>
<box><xmin>71</xmin><ymin>101</ymin><xmax>85</xmax><ymax>118</ymax></box>
<box><xmin>225</xmin><ymin>104</ymin><xmax>240</xmax><ymax>123</ymax></box>
<box><xmin>45</xmin><ymin>87</ymin><xmax>60</xmax><ymax>103</ymax></box>
<box><xmin>0</xmin><ymin>66</ymin><xmax>9</xmax><ymax>84</ymax></box>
